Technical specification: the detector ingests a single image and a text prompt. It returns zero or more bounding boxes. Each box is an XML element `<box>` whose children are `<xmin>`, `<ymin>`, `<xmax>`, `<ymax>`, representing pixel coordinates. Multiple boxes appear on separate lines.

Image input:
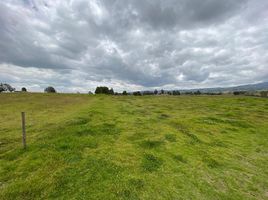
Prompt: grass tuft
<box><xmin>203</xmin><ymin>157</ymin><xmax>221</xmax><ymax>168</ymax></box>
<box><xmin>141</xmin><ymin>154</ymin><xmax>163</xmax><ymax>172</ymax></box>
<box><xmin>140</xmin><ymin>139</ymin><xmax>164</xmax><ymax>149</ymax></box>
<box><xmin>165</xmin><ymin>134</ymin><xmax>177</xmax><ymax>142</ymax></box>
<box><xmin>172</xmin><ymin>154</ymin><xmax>187</xmax><ymax>163</ymax></box>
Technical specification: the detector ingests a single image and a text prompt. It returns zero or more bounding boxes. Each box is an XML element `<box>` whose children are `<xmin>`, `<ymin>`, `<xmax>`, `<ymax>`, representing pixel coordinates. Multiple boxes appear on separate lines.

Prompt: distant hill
<box><xmin>182</xmin><ymin>82</ymin><xmax>268</xmax><ymax>93</ymax></box>
<box><xmin>137</xmin><ymin>82</ymin><xmax>268</xmax><ymax>94</ymax></box>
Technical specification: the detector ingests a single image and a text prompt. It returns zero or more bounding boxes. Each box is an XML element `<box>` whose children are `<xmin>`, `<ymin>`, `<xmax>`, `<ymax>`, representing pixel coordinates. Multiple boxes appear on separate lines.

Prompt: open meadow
<box><xmin>0</xmin><ymin>93</ymin><xmax>268</xmax><ymax>200</ymax></box>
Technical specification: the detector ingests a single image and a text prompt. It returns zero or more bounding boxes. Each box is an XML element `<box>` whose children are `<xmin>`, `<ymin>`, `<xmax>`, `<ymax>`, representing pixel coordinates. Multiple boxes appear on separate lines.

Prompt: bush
<box><xmin>44</xmin><ymin>86</ymin><xmax>56</xmax><ymax>93</ymax></box>
<box><xmin>21</xmin><ymin>87</ymin><xmax>27</xmax><ymax>92</ymax></box>
<box><xmin>122</xmin><ymin>91</ymin><xmax>128</xmax><ymax>95</ymax></box>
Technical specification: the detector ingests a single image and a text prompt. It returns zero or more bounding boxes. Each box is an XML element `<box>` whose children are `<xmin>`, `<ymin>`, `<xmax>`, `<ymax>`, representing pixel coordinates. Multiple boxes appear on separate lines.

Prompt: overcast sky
<box><xmin>0</xmin><ymin>0</ymin><xmax>267</xmax><ymax>92</ymax></box>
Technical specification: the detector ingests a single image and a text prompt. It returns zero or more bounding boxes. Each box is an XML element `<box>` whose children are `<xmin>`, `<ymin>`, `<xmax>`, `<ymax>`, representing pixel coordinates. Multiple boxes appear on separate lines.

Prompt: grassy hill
<box><xmin>0</xmin><ymin>93</ymin><xmax>267</xmax><ymax>199</ymax></box>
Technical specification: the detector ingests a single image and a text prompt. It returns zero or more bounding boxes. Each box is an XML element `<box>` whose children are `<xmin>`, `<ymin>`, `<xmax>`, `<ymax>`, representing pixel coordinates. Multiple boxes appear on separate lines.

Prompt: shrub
<box><xmin>122</xmin><ymin>91</ymin><xmax>127</xmax><ymax>95</ymax></box>
<box><xmin>21</xmin><ymin>87</ymin><xmax>27</xmax><ymax>92</ymax></box>
<box><xmin>44</xmin><ymin>86</ymin><xmax>56</xmax><ymax>93</ymax></box>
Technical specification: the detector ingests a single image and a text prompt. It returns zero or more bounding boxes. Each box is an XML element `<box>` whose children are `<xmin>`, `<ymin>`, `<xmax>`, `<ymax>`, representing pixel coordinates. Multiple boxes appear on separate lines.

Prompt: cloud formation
<box><xmin>0</xmin><ymin>0</ymin><xmax>267</xmax><ymax>92</ymax></box>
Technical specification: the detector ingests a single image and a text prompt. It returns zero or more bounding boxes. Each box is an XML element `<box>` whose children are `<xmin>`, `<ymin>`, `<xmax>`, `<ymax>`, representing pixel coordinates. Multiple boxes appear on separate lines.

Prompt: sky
<box><xmin>0</xmin><ymin>0</ymin><xmax>267</xmax><ymax>93</ymax></box>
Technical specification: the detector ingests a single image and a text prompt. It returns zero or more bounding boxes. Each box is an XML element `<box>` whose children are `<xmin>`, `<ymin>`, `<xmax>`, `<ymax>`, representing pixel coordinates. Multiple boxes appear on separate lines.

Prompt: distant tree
<box><xmin>184</xmin><ymin>91</ymin><xmax>192</xmax><ymax>95</ymax></box>
<box><xmin>44</xmin><ymin>86</ymin><xmax>56</xmax><ymax>93</ymax></box>
<box><xmin>172</xmin><ymin>90</ymin><xmax>181</xmax><ymax>95</ymax></box>
<box><xmin>167</xmin><ymin>91</ymin><xmax>172</xmax><ymax>95</ymax></box>
<box><xmin>95</xmin><ymin>86</ymin><xmax>109</xmax><ymax>94</ymax></box>
<box><xmin>21</xmin><ymin>87</ymin><xmax>27</xmax><ymax>92</ymax></box>
<box><xmin>95</xmin><ymin>86</ymin><xmax>115</xmax><ymax>95</ymax></box>
<box><xmin>204</xmin><ymin>92</ymin><xmax>222</xmax><ymax>95</ymax></box>
<box><xmin>133</xmin><ymin>91</ymin><xmax>142</xmax><ymax>96</ymax></box>
<box><xmin>154</xmin><ymin>89</ymin><xmax>158</xmax><ymax>95</ymax></box>
<box><xmin>194</xmin><ymin>90</ymin><xmax>201</xmax><ymax>95</ymax></box>
<box><xmin>88</xmin><ymin>91</ymin><xmax>93</xmax><ymax>94</ymax></box>
<box><xmin>109</xmin><ymin>88</ymin><xmax>114</xmax><ymax>95</ymax></box>
<box><xmin>233</xmin><ymin>91</ymin><xmax>246</xmax><ymax>95</ymax></box>
<box><xmin>0</xmin><ymin>83</ymin><xmax>15</xmax><ymax>93</ymax></box>
<box><xmin>260</xmin><ymin>91</ymin><xmax>268</xmax><ymax>97</ymax></box>
<box><xmin>143</xmin><ymin>91</ymin><xmax>154</xmax><ymax>95</ymax></box>
<box><xmin>122</xmin><ymin>91</ymin><xmax>127</xmax><ymax>95</ymax></box>
<box><xmin>160</xmin><ymin>89</ymin><xmax>164</xmax><ymax>95</ymax></box>
<box><xmin>0</xmin><ymin>84</ymin><xmax>5</xmax><ymax>93</ymax></box>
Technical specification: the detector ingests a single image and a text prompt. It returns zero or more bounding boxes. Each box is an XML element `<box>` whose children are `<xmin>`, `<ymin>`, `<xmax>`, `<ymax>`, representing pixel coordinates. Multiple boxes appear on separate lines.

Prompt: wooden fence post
<box><xmin>21</xmin><ymin>112</ymin><xmax>26</xmax><ymax>149</ymax></box>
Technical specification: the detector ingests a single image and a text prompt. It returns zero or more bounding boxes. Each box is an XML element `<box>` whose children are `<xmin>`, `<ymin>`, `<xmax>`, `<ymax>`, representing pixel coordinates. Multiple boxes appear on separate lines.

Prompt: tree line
<box><xmin>1</xmin><ymin>83</ymin><xmax>267</xmax><ymax>97</ymax></box>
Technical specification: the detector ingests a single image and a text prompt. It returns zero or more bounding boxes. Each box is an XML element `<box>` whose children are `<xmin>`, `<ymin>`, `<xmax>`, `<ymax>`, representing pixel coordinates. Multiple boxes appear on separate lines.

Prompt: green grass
<box><xmin>0</xmin><ymin>93</ymin><xmax>268</xmax><ymax>199</ymax></box>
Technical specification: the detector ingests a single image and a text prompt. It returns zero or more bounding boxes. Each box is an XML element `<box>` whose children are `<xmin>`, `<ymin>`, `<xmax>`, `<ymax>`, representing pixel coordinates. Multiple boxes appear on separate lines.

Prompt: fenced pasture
<box><xmin>0</xmin><ymin>93</ymin><xmax>267</xmax><ymax>199</ymax></box>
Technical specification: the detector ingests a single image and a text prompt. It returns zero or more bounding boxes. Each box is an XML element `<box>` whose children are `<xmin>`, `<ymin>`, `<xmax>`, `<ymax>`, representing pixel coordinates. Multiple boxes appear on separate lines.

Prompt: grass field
<box><xmin>0</xmin><ymin>93</ymin><xmax>268</xmax><ymax>199</ymax></box>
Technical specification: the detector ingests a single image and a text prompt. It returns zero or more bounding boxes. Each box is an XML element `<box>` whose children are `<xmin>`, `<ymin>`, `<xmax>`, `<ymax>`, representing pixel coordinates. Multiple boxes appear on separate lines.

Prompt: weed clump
<box><xmin>159</xmin><ymin>113</ymin><xmax>169</xmax><ymax>119</ymax></box>
<box><xmin>128</xmin><ymin>178</ymin><xmax>144</xmax><ymax>190</ymax></box>
<box><xmin>142</xmin><ymin>154</ymin><xmax>163</xmax><ymax>172</ymax></box>
<box><xmin>172</xmin><ymin>154</ymin><xmax>187</xmax><ymax>163</ymax></box>
<box><xmin>165</xmin><ymin>134</ymin><xmax>176</xmax><ymax>142</ymax></box>
<box><xmin>140</xmin><ymin>140</ymin><xmax>163</xmax><ymax>149</ymax></box>
<box><xmin>203</xmin><ymin>157</ymin><xmax>221</xmax><ymax>168</ymax></box>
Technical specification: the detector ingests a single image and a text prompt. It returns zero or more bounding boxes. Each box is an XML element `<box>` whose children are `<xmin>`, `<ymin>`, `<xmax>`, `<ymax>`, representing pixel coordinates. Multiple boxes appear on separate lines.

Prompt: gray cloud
<box><xmin>0</xmin><ymin>0</ymin><xmax>267</xmax><ymax>92</ymax></box>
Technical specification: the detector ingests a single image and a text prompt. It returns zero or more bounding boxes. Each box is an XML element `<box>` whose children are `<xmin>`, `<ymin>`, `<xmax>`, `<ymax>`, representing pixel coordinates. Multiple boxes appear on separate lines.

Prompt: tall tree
<box><xmin>0</xmin><ymin>83</ymin><xmax>15</xmax><ymax>93</ymax></box>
